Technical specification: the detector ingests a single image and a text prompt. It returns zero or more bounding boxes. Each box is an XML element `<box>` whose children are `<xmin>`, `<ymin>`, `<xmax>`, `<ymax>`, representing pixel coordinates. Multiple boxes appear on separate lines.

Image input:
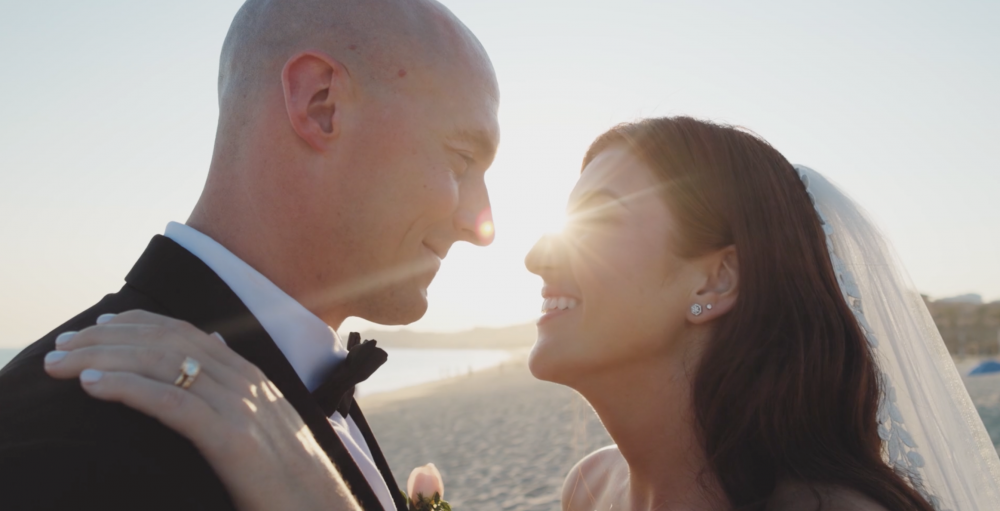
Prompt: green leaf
<box><xmin>404</xmin><ymin>491</ymin><xmax>452</xmax><ymax>511</ymax></box>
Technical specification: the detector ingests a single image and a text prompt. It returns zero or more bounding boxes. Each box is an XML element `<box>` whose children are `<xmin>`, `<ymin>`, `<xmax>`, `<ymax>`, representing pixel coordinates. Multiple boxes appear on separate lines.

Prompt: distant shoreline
<box><xmin>356</xmin><ymin>322</ymin><xmax>537</xmax><ymax>351</ymax></box>
<box><xmin>358</xmin><ymin>348</ymin><xmax>530</xmax><ymax>409</ymax></box>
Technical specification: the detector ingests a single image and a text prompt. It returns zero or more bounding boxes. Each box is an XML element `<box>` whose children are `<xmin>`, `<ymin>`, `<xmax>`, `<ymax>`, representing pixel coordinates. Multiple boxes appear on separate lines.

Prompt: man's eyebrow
<box><xmin>446</xmin><ymin>129</ymin><xmax>499</xmax><ymax>159</ymax></box>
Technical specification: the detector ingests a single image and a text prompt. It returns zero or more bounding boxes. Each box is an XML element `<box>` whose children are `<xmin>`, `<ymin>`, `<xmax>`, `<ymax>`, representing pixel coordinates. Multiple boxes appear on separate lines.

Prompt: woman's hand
<box><xmin>43</xmin><ymin>310</ymin><xmax>360</xmax><ymax>511</ymax></box>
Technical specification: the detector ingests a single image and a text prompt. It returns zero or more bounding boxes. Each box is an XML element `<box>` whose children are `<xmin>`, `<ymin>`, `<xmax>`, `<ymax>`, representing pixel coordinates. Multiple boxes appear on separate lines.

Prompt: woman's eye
<box><xmin>566</xmin><ymin>214</ymin><xmax>616</xmax><ymax>237</ymax></box>
<box><xmin>575</xmin><ymin>208</ymin><xmax>617</xmax><ymax>226</ymax></box>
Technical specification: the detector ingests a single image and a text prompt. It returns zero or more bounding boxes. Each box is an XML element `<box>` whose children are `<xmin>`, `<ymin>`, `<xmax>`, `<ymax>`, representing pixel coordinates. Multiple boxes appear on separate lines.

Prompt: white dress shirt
<box><xmin>165</xmin><ymin>222</ymin><xmax>395</xmax><ymax>511</ymax></box>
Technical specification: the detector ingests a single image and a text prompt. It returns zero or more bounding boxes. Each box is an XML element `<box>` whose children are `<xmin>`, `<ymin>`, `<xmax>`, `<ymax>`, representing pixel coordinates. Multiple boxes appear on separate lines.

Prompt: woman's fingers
<box><xmin>46</xmin><ymin>344</ymin><xmax>202</xmax><ymax>385</ymax></box>
<box><xmin>97</xmin><ymin>309</ymin><xmax>199</xmax><ymax>330</ymax></box>
<box><xmin>43</xmin><ymin>345</ymin><xmax>235</xmax><ymax>411</ymax></box>
<box><xmin>78</xmin><ymin>369</ymin><xmax>227</xmax><ymax>454</ymax></box>
<box><xmin>51</xmin><ymin>324</ymin><xmax>244</xmax><ymax>388</ymax></box>
<box><xmin>59</xmin><ymin>312</ymin><xmax>213</xmax><ymax>355</ymax></box>
<box><xmin>57</xmin><ymin>310</ymin><xmax>263</xmax><ymax>383</ymax></box>
<box><xmin>57</xmin><ymin>323</ymin><xmax>190</xmax><ymax>352</ymax></box>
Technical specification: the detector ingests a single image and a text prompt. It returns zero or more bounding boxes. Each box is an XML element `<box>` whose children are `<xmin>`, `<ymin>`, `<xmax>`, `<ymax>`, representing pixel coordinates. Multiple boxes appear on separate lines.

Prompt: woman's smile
<box><xmin>538</xmin><ymin>295</ymin><xmax>580</xmax><ymax>324</ymax></box>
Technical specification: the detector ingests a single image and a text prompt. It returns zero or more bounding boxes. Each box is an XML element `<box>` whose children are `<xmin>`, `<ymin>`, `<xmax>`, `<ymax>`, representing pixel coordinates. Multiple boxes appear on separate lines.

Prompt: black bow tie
<box><xmin>312</xmin><ymin>332</ymin><xmax>388</xmax><ymax>417</ymax></box>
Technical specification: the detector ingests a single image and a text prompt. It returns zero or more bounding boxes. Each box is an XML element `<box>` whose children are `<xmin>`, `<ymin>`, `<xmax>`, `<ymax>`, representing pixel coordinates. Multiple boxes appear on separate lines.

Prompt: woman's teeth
<box><xmin>541</xmin><ymin>297</ymin><xmax>578</xmax><ymax>313</ymax></box>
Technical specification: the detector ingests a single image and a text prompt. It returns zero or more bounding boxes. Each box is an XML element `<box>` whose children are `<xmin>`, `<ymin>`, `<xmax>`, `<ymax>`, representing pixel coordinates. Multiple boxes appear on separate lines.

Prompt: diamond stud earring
<box><xmin>690</xmin><ymin>304</ymin><xmax>703</xmax><ymax>316</ymax></box>
<box><xmin>706</xmin><ymin>304</ymin><xmax>713</xmax><ymax>310</ymax></box>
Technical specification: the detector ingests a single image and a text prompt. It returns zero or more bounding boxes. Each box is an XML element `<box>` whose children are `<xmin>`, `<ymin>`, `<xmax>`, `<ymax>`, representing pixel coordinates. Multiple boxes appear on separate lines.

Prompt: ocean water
<box><xmin>358</xmin><ymin>348</ymin><xmax>512</xmax><ymax>396</ymax></box>
<box><xmin>971</xmin><ymin>385</ymin><xmax>1000</xmax><ymax>449</ymax></box>
<box><xmin>958</xmin><ymin>360</ymin><xmax>1000</xmax><ymax>453</ymax></box>
<box><xmin>0</xmin><ymin>348</ymin><xmax>20</xmax><ymax>369</ymax></box>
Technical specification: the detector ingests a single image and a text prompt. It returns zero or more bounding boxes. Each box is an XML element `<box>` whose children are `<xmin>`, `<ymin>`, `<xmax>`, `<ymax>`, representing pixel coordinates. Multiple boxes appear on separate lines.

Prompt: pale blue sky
<box><xmin>1</xmin><ymin>0</ymin><xmax>997</xmax><ymax>347</ymax></box>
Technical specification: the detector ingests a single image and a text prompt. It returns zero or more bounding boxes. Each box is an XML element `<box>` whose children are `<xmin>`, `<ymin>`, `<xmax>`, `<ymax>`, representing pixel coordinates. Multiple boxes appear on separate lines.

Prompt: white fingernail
<box><xmin>80</xmin><ymin>369</ymin><xmax>103</xmax><ymax>383</ymax></box>
<box><xmin>96</xmin><ymin>313</ymin><xmax>117</xmax><ymax>325</ymax></box>
<box><xmin>211</xmin><ymin>332</ymin><xmax>226</xmax><ymax>344</ymax></box>
<box><xmin>55</xmin><ymin>331</ymin><xmax>76</xmax><ymax>347</ymax></box>
<box><xmin>44</xmin><ymin>351</ymin><xmax>67</xmax><ymax>364</ymax></box>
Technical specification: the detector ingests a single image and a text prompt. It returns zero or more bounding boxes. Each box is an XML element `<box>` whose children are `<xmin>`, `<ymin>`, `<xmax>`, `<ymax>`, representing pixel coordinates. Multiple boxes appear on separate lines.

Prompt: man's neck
<box><xmin>185</xmin><ymin>206</ymin><xmax>348</xmax><ymax>330</ymax></box>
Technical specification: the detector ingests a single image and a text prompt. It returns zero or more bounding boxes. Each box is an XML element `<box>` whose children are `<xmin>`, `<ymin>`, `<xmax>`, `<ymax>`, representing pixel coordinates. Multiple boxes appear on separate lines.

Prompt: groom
<box><xmin>0</xmin><ymin>0</ymin><xmax>499</xmax><ymax>509</ymax></box>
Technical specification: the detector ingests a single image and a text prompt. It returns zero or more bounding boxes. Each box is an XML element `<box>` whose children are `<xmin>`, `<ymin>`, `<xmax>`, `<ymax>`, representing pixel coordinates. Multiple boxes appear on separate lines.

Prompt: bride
<box><xmin>45</xmin><ymin>117</ymin><xmax>1000</xmax><ymax>510</ymax></box>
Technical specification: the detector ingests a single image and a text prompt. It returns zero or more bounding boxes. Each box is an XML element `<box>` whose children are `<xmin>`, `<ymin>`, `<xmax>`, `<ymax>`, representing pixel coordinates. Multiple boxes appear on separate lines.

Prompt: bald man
<box><xmin>0</xmin><ymin>0</ymin><xmax>499</xmax><ymax>509</ymax></box>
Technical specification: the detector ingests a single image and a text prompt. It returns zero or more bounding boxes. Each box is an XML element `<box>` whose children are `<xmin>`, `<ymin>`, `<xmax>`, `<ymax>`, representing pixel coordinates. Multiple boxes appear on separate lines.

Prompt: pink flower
<box><xmin>407</xmin><ymin>463</ymin><xmax>444</xmax><ymax>501</ymax></box>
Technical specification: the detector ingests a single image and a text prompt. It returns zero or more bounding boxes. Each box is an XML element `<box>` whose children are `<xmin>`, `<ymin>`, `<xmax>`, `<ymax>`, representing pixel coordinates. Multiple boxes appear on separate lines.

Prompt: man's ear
<box><xmin>281</xmin><ymin>51</ymin><xmax>351</xmax><ymax>152</ymax></box>
<box><xmin>688</xmin><ymin>245</ymin><xmax>739</xmax><ymax>324</ymax></box>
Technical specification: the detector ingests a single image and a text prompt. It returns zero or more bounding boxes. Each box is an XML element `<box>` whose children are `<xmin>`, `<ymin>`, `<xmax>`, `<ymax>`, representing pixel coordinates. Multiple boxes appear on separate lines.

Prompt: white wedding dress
<box><xmin>795</xmin><ymin>165</ymin><xmax>1000</xmax><ymax>510</ymax></box>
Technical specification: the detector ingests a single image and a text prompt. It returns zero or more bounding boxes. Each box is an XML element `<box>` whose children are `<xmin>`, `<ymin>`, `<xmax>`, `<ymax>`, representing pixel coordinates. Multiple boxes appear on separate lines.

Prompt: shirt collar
<box><xmin>164</xmin><ymin>222</ymin><xmax>346</xmax><ymax>391</ymax></box>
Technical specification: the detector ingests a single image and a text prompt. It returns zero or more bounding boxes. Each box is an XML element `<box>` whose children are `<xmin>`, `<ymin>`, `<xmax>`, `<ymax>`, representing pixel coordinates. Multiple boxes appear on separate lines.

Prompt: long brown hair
<box><xmin>583</xmin><ymin>117</ymin><xmax>933</xmax><ymax>511</ymax></box>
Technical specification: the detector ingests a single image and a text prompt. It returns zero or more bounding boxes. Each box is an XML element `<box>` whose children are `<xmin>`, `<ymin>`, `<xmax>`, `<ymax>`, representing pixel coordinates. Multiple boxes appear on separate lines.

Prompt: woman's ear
<box><xmin>688</xmin><ymin>245</ymin><xmax>739</xmax><ymax>324</ymax></box>
<box><xmin>281</xmin><ymin>51</ymin><xmax>351</xmax><ymax>152</ymax></box>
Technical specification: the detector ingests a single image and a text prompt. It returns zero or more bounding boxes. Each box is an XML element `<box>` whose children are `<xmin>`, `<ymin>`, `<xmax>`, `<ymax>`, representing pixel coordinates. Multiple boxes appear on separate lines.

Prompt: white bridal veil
<box><xmin>794</xmin><ymin>165</ymin><xmax>1000</xmax><ymax>510</ymax></box>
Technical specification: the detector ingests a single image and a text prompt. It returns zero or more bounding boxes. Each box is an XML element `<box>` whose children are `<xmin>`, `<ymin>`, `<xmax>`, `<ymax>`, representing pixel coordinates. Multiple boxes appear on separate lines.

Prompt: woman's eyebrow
<box><xmin>569</xmin><ymin>184</ymin><xmax>665</xmax><ymax>217</ymax></box>
<box><xmin>568</xmin><ymin>189</ymin><xmax>629</xmax><ymax>215</ymax></box>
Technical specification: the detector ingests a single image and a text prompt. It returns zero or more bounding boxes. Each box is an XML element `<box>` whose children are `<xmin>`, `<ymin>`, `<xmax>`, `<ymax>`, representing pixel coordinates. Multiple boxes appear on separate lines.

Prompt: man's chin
<box><xmin>356</xmin><ymin>289</ymin><xmax>429</xmax><ymax>326</ymax></box>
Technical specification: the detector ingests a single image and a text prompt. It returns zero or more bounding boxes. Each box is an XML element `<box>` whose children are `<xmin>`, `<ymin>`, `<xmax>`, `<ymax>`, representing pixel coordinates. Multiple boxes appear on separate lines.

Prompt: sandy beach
<box><xmin>360</xmin><ymin>353</ymin><xmax>1000</xmax><ymax>511</ymax></box>
<box><xmin>359</xmin><ymin>352</ymin><xmax>612</xmax><ymax>511</ymax></box>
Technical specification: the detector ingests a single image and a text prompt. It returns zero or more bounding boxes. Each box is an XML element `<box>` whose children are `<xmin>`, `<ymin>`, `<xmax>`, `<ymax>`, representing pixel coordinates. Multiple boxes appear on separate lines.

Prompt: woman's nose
<box><xmin>525</xmin><ymin>233</ymin><xmax>565</xmax><ymax>275</ymax></box>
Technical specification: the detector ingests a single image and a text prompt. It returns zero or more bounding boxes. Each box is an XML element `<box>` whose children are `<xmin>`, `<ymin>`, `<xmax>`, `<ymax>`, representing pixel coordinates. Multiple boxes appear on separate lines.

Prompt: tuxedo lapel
<box><xmin>350</xmin><ymin>405</ymin><xmax>408</xmax><ymax>511</ymax></box>
<box><xmin>125</xmin><ymin>236</ymin><xmax>387</xmax><ymax>510</ymax></box>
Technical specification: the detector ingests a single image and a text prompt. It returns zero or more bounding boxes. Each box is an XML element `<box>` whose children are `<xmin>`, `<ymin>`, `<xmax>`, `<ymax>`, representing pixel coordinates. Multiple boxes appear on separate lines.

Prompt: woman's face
<box><xmin>525</xmin><ymin>145</ymin><xmax>702</xmax><ymax>385</ymax></box>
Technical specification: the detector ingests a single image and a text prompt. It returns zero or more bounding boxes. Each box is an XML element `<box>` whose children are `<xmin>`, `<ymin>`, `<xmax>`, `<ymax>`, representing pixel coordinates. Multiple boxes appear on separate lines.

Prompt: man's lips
<box><xmin>423</xmin><ymin>242</ymin><xmax>447</xmax><ymax>260</ymax></box>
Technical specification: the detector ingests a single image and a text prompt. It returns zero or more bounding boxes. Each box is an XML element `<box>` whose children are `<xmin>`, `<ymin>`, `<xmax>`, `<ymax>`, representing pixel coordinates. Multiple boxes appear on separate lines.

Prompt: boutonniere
<box><xmin>406</xmin><ymin>463</ymin><xmax>451</xmax><ymax>511</ymax></box>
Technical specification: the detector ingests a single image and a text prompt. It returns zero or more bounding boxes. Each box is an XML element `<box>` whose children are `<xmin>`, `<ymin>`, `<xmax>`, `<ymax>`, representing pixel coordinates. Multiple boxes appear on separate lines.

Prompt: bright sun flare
<box><xmin>544</xmin><ymin>213</ymin><xmax>567</xmax><ymax>235</ymax></box>
<box><xmin>478</xmin><ymin>220</ymin><xmax>495</xmax><ymax>238</ymax></box>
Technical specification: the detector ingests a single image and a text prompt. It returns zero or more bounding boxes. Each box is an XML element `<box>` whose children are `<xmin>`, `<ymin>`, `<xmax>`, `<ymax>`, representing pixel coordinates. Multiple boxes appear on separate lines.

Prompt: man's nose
<box><xmin>456</xmin><ymin>180</ymin><xmax>494</xmax><ymax>247</ymax></box>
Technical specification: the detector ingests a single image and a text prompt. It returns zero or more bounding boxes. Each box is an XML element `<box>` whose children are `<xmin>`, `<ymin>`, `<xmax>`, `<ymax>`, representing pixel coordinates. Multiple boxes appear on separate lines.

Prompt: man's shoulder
<box><xmin>0</xmin><ymin>284</ymin><xmax>159</xmax><ymax>377</ymax></box>
<box><xmin>0</xmin><ymin>290</ymin><xmax>233</xmax><ymax>510</ymax></box>
<box><xmin>0</xmin><ymin>285</ymin><xmax>169</xmax><ymax>442</ymax></box>
<box><xmin>0</xmin><ymin>434</ymin><xmax>231</xmax><ymax>510</ymax></box>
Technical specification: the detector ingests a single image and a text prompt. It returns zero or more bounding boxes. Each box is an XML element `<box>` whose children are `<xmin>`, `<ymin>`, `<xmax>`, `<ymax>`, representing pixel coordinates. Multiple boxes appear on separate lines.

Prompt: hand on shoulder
<box><xmin>562</xmin><ymin>445</ymin><xmax>626</xmax><ymax>511</ymax></box>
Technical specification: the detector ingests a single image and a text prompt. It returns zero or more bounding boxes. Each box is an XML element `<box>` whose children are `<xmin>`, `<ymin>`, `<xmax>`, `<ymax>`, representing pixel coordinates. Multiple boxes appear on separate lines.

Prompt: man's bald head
<box><xmin>191</xmin><ymin>0</ymin><xmax>501</xmax><ymax>329</ymax></box>
<box><xmin>218</xmin><ymin>0</ymin><xmax>496</xmax><ymax>120</ymax></box>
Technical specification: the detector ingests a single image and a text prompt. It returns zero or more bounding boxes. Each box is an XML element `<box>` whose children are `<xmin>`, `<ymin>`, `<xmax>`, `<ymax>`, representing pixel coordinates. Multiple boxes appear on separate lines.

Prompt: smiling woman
<box><xmin>521</xmin><ymin>117</ymin><xmax>981</xmax><ymax>510</ymax></box>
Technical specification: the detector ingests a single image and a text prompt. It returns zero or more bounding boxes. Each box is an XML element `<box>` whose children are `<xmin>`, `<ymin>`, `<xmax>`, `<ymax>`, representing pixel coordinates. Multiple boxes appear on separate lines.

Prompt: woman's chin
<box><xmin>527</xmin><ymin>334</ymin><xmax>581</xmax><ymax>385</ymax></box>
<box><xmin>527</xmin><ymin>339</ymin><xmax>560</xmax><ymax>382</ymax></box>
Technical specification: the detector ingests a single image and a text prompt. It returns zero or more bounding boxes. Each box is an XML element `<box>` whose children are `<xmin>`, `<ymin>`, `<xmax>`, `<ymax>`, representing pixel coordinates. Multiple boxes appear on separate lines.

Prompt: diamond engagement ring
<box><xmin>173</xmin><ymin>357</ymin><xmax>201</xmax><ymax>390</ymax></box>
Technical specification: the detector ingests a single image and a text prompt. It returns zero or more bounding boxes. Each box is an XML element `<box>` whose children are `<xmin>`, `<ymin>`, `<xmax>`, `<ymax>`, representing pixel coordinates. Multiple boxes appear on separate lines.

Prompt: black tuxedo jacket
<box><xmin>0</xmin><ymin>236</ymin><xmax>407</xmax><ymax>511</ymax></box>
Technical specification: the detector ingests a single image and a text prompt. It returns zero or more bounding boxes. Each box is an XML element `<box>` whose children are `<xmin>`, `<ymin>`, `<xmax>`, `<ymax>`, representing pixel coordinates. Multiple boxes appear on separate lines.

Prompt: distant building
<box><xmin>937</xmin><ymin>293</ymin><xmax>984</xmax><ymax>305</ymax></box>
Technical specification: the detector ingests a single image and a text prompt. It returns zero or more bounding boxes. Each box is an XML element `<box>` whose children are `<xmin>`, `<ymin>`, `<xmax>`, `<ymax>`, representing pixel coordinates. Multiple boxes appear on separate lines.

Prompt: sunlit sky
<box><xmin>1</xmin><ymin>0</ymin><xmax>998</xmax><ymax>348</ymax></box>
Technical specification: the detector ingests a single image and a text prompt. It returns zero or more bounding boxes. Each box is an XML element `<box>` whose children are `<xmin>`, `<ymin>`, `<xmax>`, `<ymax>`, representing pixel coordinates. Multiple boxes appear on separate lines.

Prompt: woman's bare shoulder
<box><xmin>769</xmin><ymin>481</ymin><xmax>889</xmax><ymax>511</ymax></box>
<box><xmin>561</xmin><ymin>445</ymin><xmax>626</xmax><ymax>511</ymax></box>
